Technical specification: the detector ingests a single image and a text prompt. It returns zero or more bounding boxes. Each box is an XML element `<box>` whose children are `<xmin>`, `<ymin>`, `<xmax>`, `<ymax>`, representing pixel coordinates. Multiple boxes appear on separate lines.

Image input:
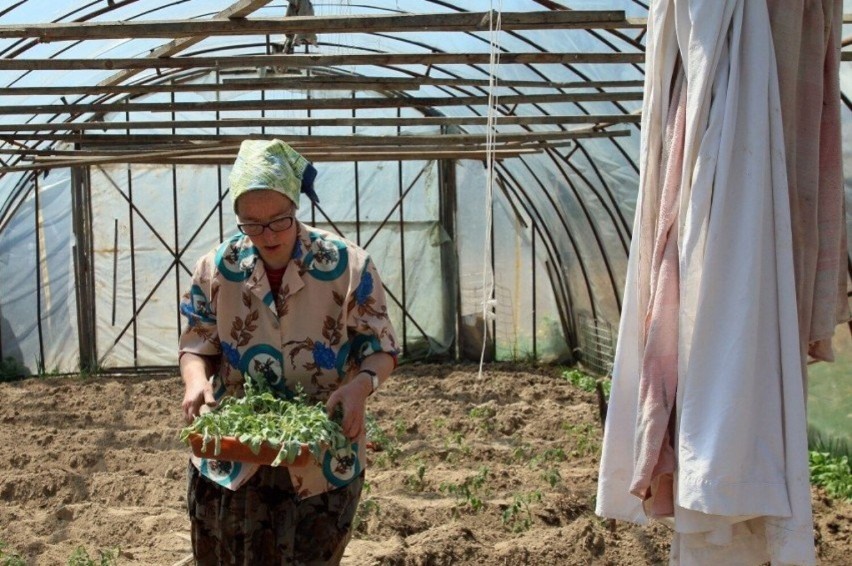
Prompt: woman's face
<box><xmin>235</xmin><ymin>190</ymin><xmax>297</xmax><ymax>270</ymax></box>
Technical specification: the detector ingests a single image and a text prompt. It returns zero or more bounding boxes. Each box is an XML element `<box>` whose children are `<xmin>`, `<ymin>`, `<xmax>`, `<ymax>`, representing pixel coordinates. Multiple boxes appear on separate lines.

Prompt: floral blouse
<box><xmin>179</xmin><ymin>221</ymin><xmax>398</xmax><ymax>498</ymax></box>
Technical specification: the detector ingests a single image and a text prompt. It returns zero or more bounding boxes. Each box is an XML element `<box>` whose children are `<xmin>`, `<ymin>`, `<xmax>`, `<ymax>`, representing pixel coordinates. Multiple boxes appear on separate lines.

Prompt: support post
<box><xmin>71</xmin><ymin>166</ymin><xmax>97</xmax><ymax>372</ymax></box>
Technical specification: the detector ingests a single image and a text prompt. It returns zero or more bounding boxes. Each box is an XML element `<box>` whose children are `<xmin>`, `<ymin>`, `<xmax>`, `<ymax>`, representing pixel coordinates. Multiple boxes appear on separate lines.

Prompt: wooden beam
<box><xmin>2</xmin><ymin>147</ymin><xmax>540</xmax><ymax>171</ymax></box>
<box><xmin>0</xmin><ymin>11</ymin><xmax>644</xmax><ymax>41</ymax></box>
<box><xmin>222</xmin><ymin>76</ymin><xmax>646</xmax><ymax>89</ymax></box>
<box><xmin>0</xmin><ymin>128</ymin><xmax>631</xmax><ymax>147</ymax></box>
<box><xmin>98</xmin><ymin>0</ymin><xmax>275</xmax><ymax>88</ymax></box>
<box><xmin>0</xmin><ymin>78</ymin><xmax>644</xmax><ymax>97</ymax></box>
<box><xmin>0</xmin><ymin>52</ymin><xmax>645</xmax><ymax>71</ymax></box>
<box><xmin>0</xmin><ymin>114</ymin><xmax>640</xmax><ymax>132</ymax></box>
<box><xmin>0</xmin><ymin>91</ymin><xmax>643</xmax><ymax>117</ymax></box>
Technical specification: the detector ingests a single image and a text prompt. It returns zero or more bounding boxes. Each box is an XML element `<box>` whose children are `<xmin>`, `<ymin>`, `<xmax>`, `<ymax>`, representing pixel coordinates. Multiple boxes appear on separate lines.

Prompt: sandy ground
<box><xmin>0</xmin><ymin>363</ymin><xmax>849</xmax><ymax>565</ymax></box>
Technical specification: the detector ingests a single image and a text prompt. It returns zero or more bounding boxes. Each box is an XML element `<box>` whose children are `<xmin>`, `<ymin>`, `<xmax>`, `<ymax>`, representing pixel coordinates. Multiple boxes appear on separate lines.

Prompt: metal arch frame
<box><xmin>489</xmin><ymin>166</ymin><xmax>580</xmax><ymax>356</ymax></box>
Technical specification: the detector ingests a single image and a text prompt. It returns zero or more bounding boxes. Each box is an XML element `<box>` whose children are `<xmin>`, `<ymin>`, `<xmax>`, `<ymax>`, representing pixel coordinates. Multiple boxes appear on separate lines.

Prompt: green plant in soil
<box><xmin>440</xmin><ymin>466</ymin><xmax>490</xmax><ymax>514</ymax></box>
<box><xmin>0</xmin><ymin>541</ymin><xmax>26</xmax><ymax>566</ymax></box>
<box><xmin>67</xmin><ymin>546</ymin><xmax>119</xmax><ymax>566</ymax></box>
<box><xmin>179</xmin><ymin>379</ymin><xmax>352</xmax><ymax>466</ymax></box>
<box><xmin>354</xmin><ymin>481</ymin><xmax>380</xmax><ymax>531</ymax></box>
<box><xmin>404</xmin><ymin>462</ymin><xmax>427</xmax><ymax>492</ymax></box>
<box><xmin>469</xmin><ymin>405</ymin><xmax>497</xmax><ymax>433</ymax></box>
<box><xmin>366</xmin><ymin>414</ymin><xmax>402</xmax><ymax>467</ymax></box>
<box><xmin>809</xmin><ymin>451</ymin><xmax>852</xmax><ymax>501</ymax></box>
<box><xmin>561</xmin><ymin>368</ymin><xmax>612</xmax><ymax>400</ymax></box>
<box><xmin>501</xmin><ymin>490</ymin><xmax>543</xmax><ymax>532</ymax></box>
<box><xmin>563</xmin><ymin>422</ymin><xmax>600</xmax><ymax>457</ymax></box>
<box><xmin>541</xmin><ymin>467</ymin><xmax>562</xmax><ymax>488</ymax></box>
<box><xmin>393</xmin><ymin>418</ymin><xmax>408</xmax><ymax>438</ymax></box>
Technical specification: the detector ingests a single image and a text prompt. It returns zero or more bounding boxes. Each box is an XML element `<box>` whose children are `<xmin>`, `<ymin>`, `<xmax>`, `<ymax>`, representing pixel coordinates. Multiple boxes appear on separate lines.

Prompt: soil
<box><xmin>0</xmin><ymin>363</ymin><xmax>849</xmax><ymax>565</ymax></box>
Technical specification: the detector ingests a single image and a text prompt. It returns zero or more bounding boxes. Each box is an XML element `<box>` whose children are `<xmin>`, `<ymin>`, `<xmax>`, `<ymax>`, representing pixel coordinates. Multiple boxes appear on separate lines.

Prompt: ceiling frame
<box><xmin>0</xmin><ymin>78</ymin><xmax>645</xmax><ymax>97</ymax></box>
<box><xmin>0</xmin><ymin>52</ymin><xmax>645</xmax><ymax>72</ymax></box>
<box><xmin>0</xmin><ymin>90</ymin><xmax>642</xmax><ymax>117</ymax></box>
<box><xmin>0</xmin><ymin>114</ymin><xmax>639</xmax><ymax>132</ymax></box>
<box><xmin>0</xmin><ymin>11</ymin><xmax>646</xmax><ymax>42</ymax></box>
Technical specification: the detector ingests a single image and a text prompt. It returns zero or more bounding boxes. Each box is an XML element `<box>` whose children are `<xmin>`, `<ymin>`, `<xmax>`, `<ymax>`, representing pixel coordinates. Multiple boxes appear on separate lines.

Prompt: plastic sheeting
<box><xmin>0</xmin><ymin>0</ymin><xmax>847</xmax><ymax>374</ymax></box>
<box><xmin>0</xmin><ymin>170</ymin><xmax>78</xmax><ymax>373</ymax></box>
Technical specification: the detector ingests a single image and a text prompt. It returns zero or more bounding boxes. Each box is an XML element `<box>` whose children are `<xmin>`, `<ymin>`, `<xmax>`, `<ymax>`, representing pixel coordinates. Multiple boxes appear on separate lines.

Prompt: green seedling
<box><xmin>541</xmin><ymin>467</ymin><xmax>562</xmax><ymax>488</ymax></box>
<box><xmin>809</xmin><ymin>451</ymin><xmax>852</xmax><ymax>501</ymax></box>
<box><xmin>0</xmin><ymin>541</ymin><xmax>26</xmax><ymax>566</ymax></box>
<box><xmin>67</xmin><ymin>546</ymin><xmax>119</xmax><ymax>566</ymax></box>
<box><xmin>404</xmin><ymin>462</ymin><xmax>427</xmax><ymax>492</ymax></box>
<box><xmin>563</xmin><ymin>423</ymin><xmax>600</xmax><ymax>457</ymax></box>
<box><xmin>440</xmin><ymin>466</ymin><xmax>490</xmax><ymax>514</ymax></box>
<box><xmin>501</xmin><ymin>490</ymin><xmax>543</xmax><ymax>532</ymax></box>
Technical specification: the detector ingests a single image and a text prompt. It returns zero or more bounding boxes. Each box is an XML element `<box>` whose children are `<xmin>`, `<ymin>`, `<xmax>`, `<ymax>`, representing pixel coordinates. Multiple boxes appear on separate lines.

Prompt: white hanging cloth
<box><xmin>595</xmin><ymin>0</ymin><xmax>845</xmax><ymax>564</ymax></box>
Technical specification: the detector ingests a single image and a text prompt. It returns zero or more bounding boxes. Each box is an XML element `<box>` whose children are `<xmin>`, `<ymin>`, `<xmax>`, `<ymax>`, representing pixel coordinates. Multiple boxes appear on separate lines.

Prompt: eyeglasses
<box><xmin>237</xmin><ymin>215</ymin><xmax>295</xmax><ymax>236</ymax></box>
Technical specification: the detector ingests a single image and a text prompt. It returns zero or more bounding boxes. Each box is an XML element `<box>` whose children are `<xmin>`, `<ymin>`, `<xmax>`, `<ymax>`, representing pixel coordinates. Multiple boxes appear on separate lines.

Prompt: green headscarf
<box><xmin>229</xmin><ymin>139</ymin><xmax>319</xmax><ymax>211</ymax></box>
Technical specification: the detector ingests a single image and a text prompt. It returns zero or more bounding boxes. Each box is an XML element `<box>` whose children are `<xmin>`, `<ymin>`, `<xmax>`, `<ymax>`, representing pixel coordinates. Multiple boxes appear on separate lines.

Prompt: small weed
<box><xmin>367</xmin><ymin>415</ymin><xmax>403</xmax><ymax>468</ymax></box>
<box><xmin>393</xmin><ymin>419</ymin><xmax>408</xmax><ymax>438</ymax></box>
<box><xmin>442</xmin><ymin>431</ymin><xmax>471</xmax><ymax>463</ymax></box>
<box><xmin>354</xmin><ymin>497</ymin><xmax>381</xmax><ymax>531</ymax></box>
<box><xmin>469</xmin><ymin>405</ymin><xmax>497</xmax><ymax>433</ymax></box>
<box><xmin>501</xmin><ymin>490</ymin><xmax>543</xmax><ymax>532</ymax></box>
<box><xmin>809</xmin><ymin>451</ymin><xmax>852</xmax><ymax>501</ymax></box>
<box><xmin>433</xmin><ymin>417</ymin><xmax>446</xmax><ymax>430</ymax></box>
<box><xmin>404</xmin><ymin>462</ymin><xmax>427</xmax><ymax>492</ymax></box>
<box><xmin>509</xmin><ymin>440</ymin><xmax>535</xmax><ymax>464</ymax></box>
<box><xmin>469</xmin><ymin>406</ymin><xmax>496</xmax><ymax>420</ymax></box>
<box><xmin>541</xmin><ymin>467</ymin><xmax>562</xmax><ymax>488</ymax></box>
<box><xmin>563</xmin><ymin>423</ymin><xmax>600</xmax><ymax>457</ymax></box>
<box><xmin>67</xmin><ymin>546</ymin><xmax>119</xmax><ymax>566</ymax></box>
<box><xmin>440</xmin><ymin>466</ymin><xmax>490</xmax><ymax>514</ymax></box>
<box><xmin>561</xmin><ymin>368</ymin><xmax>611</xmax><ymax>400</ymax></box>
<box><xmin>373</xmin><ymin>442</ymin><xmax>402</xmax><ymax>468</ymax></box>
<box><xmin>535</xmin><ymin>448</ymin><xmax>567</xmax><ymax>465</ymax></box>
<box><xmin>0</xmin><ymin>541</ymin><xmax>26</xmax><ymax>566</ymax></box>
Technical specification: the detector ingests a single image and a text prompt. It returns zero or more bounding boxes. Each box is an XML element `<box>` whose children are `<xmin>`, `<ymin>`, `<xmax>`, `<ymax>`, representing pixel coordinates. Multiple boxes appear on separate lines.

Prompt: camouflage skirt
<box><xmin>187</xmin><ymin>462</ymin><xmax>364</xmax><ymax>565</ymax></box>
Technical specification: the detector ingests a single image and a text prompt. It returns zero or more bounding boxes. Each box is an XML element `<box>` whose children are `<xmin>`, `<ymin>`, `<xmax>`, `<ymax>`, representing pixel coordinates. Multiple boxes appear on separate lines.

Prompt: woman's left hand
<box><xmin>325</xmin><ymin>375</ymin><xmax>372</xmax><ymax>440</ymax></box>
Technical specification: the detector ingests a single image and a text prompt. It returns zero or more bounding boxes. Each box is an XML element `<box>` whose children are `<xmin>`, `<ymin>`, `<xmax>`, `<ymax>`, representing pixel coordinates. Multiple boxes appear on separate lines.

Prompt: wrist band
<box><xmin>358</xmin><ymin>369</ymin><xmax>379</xmax><ymax>393</ymax></box>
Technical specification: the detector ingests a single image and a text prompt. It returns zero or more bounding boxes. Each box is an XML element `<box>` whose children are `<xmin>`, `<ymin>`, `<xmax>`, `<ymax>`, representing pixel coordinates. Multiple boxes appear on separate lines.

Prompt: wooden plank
<box><xmin>0</xmin><ymin>91</ymin><xmax>643</xmax><ymax>117</ymax></box>
<box><xmin>0</xmin><ymin>78</ymin><xmax>644</xmax><ymax>97</ymax></box>
<box><xmin>0</xmin><ymin>52</ymin><xmax>645</xmax><ymax>71</ymax></box>
<box><xmin>0</xmin><ymin>114</ymin><xmax>640</xmax><ymax>132</ymax></box>
<box><xmin>221</xmin><ymin>77</ymin><xmax>646</xmax><ymax>89</ymax></box>
<box><xmin>0</xmin><ymin>11</ymin><xmax>638</xmax><ymax>41</ymax></box>
<box><xmin>98</xmin><ymin>0</ymin><xmax>275</xmax><ymax>88</ymax></box>
<box><xmin>3</xmin><ymin>148</ymin><xmax>539</xmax><ymax>171</ymax></box>
<box><xmin>0</xmin><ymin>128</ymin><xmax>631</xmax><ymax>147</ymax></box>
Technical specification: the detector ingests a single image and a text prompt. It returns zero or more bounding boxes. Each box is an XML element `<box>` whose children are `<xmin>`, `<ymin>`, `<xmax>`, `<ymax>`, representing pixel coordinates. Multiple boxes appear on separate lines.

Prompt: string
<box><xmin>478</xmin><ymin>3</ymin><xmax>503</xmax><ymax>379</ymax></box>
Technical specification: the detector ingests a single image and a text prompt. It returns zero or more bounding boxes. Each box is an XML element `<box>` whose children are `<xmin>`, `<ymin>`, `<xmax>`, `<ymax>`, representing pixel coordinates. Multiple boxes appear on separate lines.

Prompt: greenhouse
<box><xmin>0</xmin><ymin>1</ymin><xmax>849</xmax><ymax>565</ymax></box>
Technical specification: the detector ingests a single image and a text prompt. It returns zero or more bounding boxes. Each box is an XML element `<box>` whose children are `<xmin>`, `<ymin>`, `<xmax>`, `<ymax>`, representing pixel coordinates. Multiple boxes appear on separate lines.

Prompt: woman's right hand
<box><xmin>180</xmin><ymin>353</ymin><xmax>218</xmax><ymax>423</ymax></box>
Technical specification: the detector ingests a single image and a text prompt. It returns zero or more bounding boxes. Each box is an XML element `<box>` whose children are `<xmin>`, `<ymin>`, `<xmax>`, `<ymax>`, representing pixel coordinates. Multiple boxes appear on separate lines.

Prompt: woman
<box><xmin>179</xmin><ymin>139</ymin><xmax>398</xmax><ymax>564</ymax></box>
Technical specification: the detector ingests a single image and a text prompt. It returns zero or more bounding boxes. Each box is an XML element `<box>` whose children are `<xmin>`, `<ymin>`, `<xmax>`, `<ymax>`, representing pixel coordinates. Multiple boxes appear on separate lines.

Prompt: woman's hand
<box><xmin>180</xmin><ymin>353</ymin><xmax>217</xmax><ymax>424</ymax></box>
<box><xmin>325</xmin><ymin>375</ymin><xmax>372</xmax><ymax>440</ymax></box>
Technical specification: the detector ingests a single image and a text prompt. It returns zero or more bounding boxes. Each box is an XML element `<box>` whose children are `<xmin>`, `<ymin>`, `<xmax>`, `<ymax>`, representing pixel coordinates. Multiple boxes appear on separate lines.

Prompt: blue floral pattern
<box><xmin>221</xmin><ymin>341</ymin><xmax>241</xmax><ymax>368</ymax></box>
<box><xmin>355</xmin><ymin>271</ymin><xmax>374</xmax><ymax>305</ymax></box>
<box><xmin>312</xmin><ymin>341</ymin><xmax>337</xmax><ymax>369</ymax></box>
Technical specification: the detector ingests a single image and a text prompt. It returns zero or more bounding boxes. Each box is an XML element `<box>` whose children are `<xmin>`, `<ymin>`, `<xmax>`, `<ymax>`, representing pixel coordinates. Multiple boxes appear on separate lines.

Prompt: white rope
<box><xmin>478</xmin><ymin>3</ymin><xmax>503</xmax><ymax>379</ymax></box>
